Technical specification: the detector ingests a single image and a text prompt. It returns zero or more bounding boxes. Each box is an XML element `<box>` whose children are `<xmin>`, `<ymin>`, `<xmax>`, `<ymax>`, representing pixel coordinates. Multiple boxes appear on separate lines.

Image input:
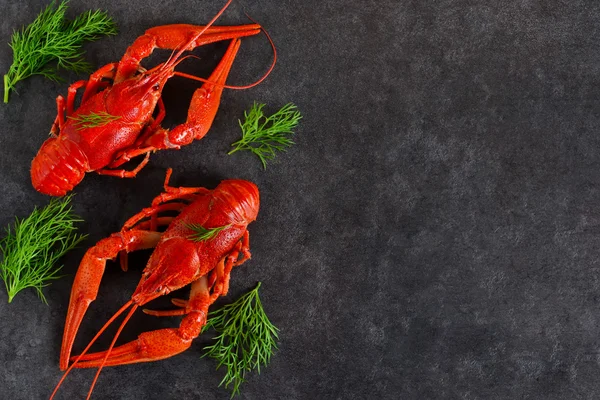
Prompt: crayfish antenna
<box><xmin>172</xmin><ymin>17</ymin><xmax>277</xmax><ymax>90</ymax></box>
<box><xmin>236</xmin><ymin>13</ymin><xmax>278</xmax><ymax>89</ymax></box>
<box><xmin>144</xmin><ymin>54</ymin><xmax>199</xmax><ymax>81</ymax></box>
<box><xmin>86</xmin><ymin>304</ymin><xmax>139</xmax><ymax>400</ymax></box>
<box><xmin>49</xmin><ymin>300</ymin><xmax>134</xmax><ymax>400</ymax></box>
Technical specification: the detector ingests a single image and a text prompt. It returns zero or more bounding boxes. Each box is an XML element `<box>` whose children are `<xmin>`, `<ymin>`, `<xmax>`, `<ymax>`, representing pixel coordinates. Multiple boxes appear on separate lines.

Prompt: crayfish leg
<box><xmin>123</xmin><ymin>200</ymin><xmax>189</xmax><ymax>231</ymax></box>
<box><xmin>80</xmin><ymin>63</ymin><xmax>118</xmax><ymax>103</ymax></box>
<box><xmin>209</xmin><ymin>232</ymin><xmax>250</xmax><ymax>300</ymax></box>
<box><xmin>96</xmin><ymin>152</ymin><xmax>151</xmax><ymax>178</ymax></box>
<box><xmin>51</xmin><ymin>95</ymin><xmax>66</xmax><ymax>135</ymax></box>
<box><xmin>65</xmin><ymin>80</ymin><xmax>88</xmax><ymax>116</ymax></box>
<box><xmin>234</xmin><ymin>230</ymin><xmax>252</xmax><ymax>266</ymax></box>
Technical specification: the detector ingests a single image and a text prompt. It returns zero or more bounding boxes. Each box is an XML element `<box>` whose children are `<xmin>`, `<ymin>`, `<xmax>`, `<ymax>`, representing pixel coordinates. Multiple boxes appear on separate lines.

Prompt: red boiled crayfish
<box><xmin>50</xmin><ymin>168</ymin><xmax>259</xmax><ymax>398</ymax></box>
<box><xmin>32</xmin><ymin>0</ymin><xmax>274</xmax><ymax>196</ymax></box>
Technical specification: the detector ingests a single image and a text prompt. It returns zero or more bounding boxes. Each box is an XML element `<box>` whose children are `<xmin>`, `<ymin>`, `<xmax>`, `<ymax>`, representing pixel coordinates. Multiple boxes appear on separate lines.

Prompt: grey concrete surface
<box><xmin>2</xmin><ymin>0</ymin><xmax>600</xmax><ymax>399</ymax></box>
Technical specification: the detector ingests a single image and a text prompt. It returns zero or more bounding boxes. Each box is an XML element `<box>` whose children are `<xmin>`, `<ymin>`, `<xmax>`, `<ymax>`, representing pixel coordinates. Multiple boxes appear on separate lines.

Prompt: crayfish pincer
<box><xmin>31</xmin><ymin>0</ymin><xmax>275</xmax><ymax>196</ymax></box>
<box><xmin>50</xmin><ymin>168</ymin><xmax>259</xmax><ymax>398</ymax></box>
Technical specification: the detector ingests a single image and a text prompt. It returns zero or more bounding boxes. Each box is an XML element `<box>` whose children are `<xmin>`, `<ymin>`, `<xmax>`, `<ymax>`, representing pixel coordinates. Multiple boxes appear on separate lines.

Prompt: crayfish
<box><xmin>32</xmin><ymin>0</ymin><xmax>274</xmax><ymax>196</ymax></box>
<box><xmin>50</xmin><ymin>168</ymin><xmax>259</xmax><ymax>398</ymax></box>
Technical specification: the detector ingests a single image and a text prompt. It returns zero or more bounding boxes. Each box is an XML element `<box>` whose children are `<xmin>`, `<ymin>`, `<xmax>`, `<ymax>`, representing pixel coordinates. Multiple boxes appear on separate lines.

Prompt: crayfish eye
<box><xmin>153</xmin><ymin>84</ymin><xmax>160</xmax><ymax>91</ymax></box>
<box><xmin>155</xmin><ymin>287</ymin><xmax>162</xmax><ymax>293</ymax></box>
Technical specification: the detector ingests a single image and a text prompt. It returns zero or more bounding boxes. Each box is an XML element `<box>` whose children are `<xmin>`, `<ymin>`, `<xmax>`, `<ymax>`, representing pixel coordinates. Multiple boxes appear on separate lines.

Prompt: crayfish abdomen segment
<box><xmin>31</xmin><ymin>137</ymin><xmax>90</xmax><ymax>196</ymax></box>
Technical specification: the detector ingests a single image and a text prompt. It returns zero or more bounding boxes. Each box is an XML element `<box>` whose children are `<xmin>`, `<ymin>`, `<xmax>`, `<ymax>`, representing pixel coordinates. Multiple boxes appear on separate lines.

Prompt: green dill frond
<box><xmin>186</xmin><ymin>223</ymin><xmax>231</xmax><ymax>242</ymax></box>
<box><xmin>3</xmin><ymin>0</ymin><xmax>117</xmax><ymax>103</ymax></box>
<box><xmin>0</xmin><ymin>195</ymin><xmax>87</xmax><ymax>303</ymax></box>
<box><xmin>228</xmin><ymin>102</ymin><xmax>302</xmax><ymax>169</ymax></box>
<box><xmin>202</xmin><ymin>282</ymin><xmax>279</xmax><ymax>396</ymax></box>
<box><xmin>67</xmin><ymin>111</ymin><xmax>121</xmax><ymax>129</ymax></box>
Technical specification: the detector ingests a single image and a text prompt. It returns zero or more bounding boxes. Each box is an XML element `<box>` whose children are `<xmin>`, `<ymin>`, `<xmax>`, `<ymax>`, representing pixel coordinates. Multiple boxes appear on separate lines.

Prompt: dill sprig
<box><xmin>67</xmin><ymin>111</ymin><xmax>121</xmax><ymax>129</ymax></box>
<box><xmin>0</xmin><ymin>195</ymin><xmax>87</xmax><ymax>303</ymax></box>
<box><xmin>202</xmin><ymin>282</ymin><xmax>279</xmax><ymax>396</ymax></box>
<box><xmin>186</xmin><ymin>223</ymin><xmax>231</xmax><ymax>242</ymax></box>
<box><xmin>228</xmin><ymin>102</ymin><xmax>302</xmax><ymax>169</ymax></box>
<box><xmin>3</xmin><ymin>0</ymin><xmax>117</xmax><ymax>103</ymax></box>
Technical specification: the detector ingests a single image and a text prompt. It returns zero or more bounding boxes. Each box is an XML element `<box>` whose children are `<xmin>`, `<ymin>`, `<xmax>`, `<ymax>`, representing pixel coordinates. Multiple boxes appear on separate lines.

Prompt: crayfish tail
<box><xmin>31</xmin><ymin>137</ymin><xmax>89</xmax><ymax>197</ymax></box>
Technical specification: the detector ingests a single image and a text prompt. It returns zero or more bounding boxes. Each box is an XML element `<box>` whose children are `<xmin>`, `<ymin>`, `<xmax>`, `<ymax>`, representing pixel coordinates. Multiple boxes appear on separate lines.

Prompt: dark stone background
<box><xmin>1</xmin><ymin>0</ymin><xmax>600</xmax><ymax>399</ymax></box>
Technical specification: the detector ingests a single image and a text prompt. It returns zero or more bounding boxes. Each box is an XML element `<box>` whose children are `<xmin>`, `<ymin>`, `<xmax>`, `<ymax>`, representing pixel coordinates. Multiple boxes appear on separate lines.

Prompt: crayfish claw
<box><xmin>71</xmin><ymin>328</ymin><xmax>193</xmax><ymax>368</ymax></box>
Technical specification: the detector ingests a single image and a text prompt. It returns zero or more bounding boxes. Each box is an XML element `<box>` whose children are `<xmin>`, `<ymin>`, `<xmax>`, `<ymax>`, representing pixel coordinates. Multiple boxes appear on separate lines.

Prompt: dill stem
<box><xmin>3</xmin><ymin>75</ymin><xmax>9</xmax><ymax>103</ymax></box>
